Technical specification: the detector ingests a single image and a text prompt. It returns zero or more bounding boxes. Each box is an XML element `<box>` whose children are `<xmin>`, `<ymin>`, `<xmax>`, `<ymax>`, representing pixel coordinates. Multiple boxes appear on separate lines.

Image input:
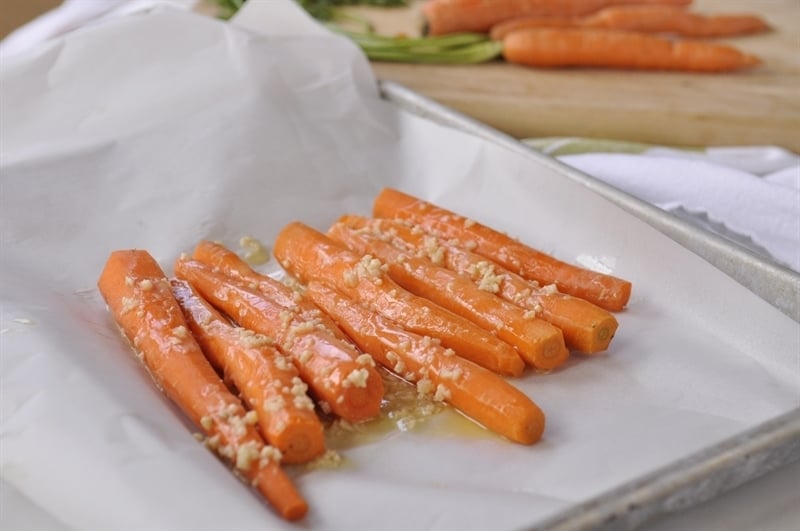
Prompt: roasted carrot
<box><xmin>274</xmin><ymin>222</ymin><xmax>525</xmax><ymax>377</ymax></box>
<box><xmin>339</xmin><ymin>215</ymin><xmax>618</xmax><ymax>354</ymax></box>
<box><xmin>192</xmin><ymin>240</ymin><xmax>351</xmax><ymax>343</ymax></box>
<box><xmin>97</xmin><ymin>250</ymin><xmax>307</xmax><ymax>520</ymax></box>
<box><xmin>328</xmin><ymin>221</ymin><xmax>568</xmax><ymax>369</ymax></box>
<box><xmin>423</xmin><ymin>0</ymin><xmax>693</xmax><ymax>36</ymax></box>
<box><xmin>503</xmin><ymin>28</ymin><xmax>761</xmax><ymax>71</ymax></box>
<box><xmin>171</xmin><ymin>280</ymin><xmax>326</xmax><ymax>464</ymax></box>
<box><xmin>174</xmin><ymin>258</ymin><xmax>384</xmax><ymax>423</ymax></box>
<box><xmin>490</xmin><ymin>6</ymin><xmax>770</xmax><ymax>40</ymax></box>
<box><xmin>306</xmin><ymin>281</ymin><xmax>545</xmax><ymax>444</ymax></box>
<box><xmin>373</xmin><ymin>188</ymin><xmax>633</xmax><ymax>312</ymax></box>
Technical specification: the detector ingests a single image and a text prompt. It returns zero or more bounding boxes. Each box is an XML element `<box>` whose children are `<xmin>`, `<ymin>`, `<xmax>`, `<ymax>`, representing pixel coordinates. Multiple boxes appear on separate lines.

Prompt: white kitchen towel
<box><xmin>554</xmin><ymin>149</ymin><xmax>800</xmax><ymax>273</ymax></box>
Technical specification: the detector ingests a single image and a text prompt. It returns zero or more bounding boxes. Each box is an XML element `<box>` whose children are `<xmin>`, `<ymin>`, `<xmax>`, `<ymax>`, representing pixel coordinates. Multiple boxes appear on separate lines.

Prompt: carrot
<box><xmin>339</xmin><ymin>215</ymin><xmax>618</xmax><ymax>354</ymax></box>
<box><xmin>170</xmin><ymin>279</ymin><xmax>326</xmax><ymax>464</ymax></box>
<box><xmin>328</xmin><ymin>221</ymin><xmax>568</xmax><ymax>369</ymax></box>
<box><xmin>97</xmin><ymin>250</ymin><xmax>307</xmax><ymax>520</ymax></box>
<box><xmin>174</xmin><ymin>258</ymin><xmax>384</xmax><ymax>423</ymax></box>
<box><xmin>306</xmin><ymin>281</ymin><xmax>545</xmax><ymax>444</ymax></box>
<box><xmin>373</xmin><ymin>188</ymin><xmax>633</xmax><ymax>312</ymax></box>
<box><xmin>490</xmin><ymin>6</ymin><xmax>770</xmax><ymax>40</ymax></box>
<box><xmin>423</xmin><ymin>0</ymin><xmax>693</xmax><ymax>36</ymax></box>
<box><xmin>502</xmin><ymin>28</ymin><xmax>761</xmax><ymax>71</ymax></box>
<box><xmin>192</xmin><ymin>240</ymin><xmax>351</xmax><ymax>343</ymax></box>
<box><xmin>274</xmin><ymin>222</ymin><xmax>525</xmax><ymax>377</ymax></box>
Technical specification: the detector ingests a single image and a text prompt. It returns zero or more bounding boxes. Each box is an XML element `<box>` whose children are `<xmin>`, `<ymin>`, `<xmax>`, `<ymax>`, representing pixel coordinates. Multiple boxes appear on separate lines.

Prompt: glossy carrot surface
<box><xmin>307</xmin><ymin>281</ymin><xmax>546</xmax><ymax>444</ymax></box>
<box><xmin>274</xmin><ymin>222</ymin><xmax>525</xmax><ymax>377</ymax></box>
<box><xmin>97</xmin><ymin>250</ymin><xmax>307</xmax><ymax>520</ymax></box>
<box><xmin>373</xmin><ymin>188</ymin><xmax>632</xmax><ymax>312</ymax></box>
<box><xmin>339</xmin><ymin>215</ymin><xmax>619</xmax><ymax>353</ymax></box>
<box><xmin>175</xmin><ymin>258</ymin><xmax>384</xmax><ymax>423</ymax></box>
<box><xmin>171</xmin><ymin>280</ymin><xmax>326</xmax><ymax>464</ymax></box>
<box><xmin>328</xmin><ymin>220</ymin><xmax>568</xmax><ymax>369</ymax></box>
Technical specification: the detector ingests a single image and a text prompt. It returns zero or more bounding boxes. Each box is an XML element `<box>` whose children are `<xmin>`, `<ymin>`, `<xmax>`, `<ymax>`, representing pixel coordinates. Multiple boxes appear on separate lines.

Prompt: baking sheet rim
<box><xmin>378</xmin><ymin>79</ymin><xmax>800</xmax><ymax>531</ymax></box>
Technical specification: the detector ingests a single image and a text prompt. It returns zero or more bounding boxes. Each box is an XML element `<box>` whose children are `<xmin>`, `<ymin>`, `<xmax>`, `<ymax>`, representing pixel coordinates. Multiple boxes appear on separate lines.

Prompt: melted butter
<box><xmin>322</xmin><ymin>369</ymin><xmax>494</xmax><ymax>451</ymax></box>
<box><xmin>238</xmin><ymin>235</ymin><xmax>270</xmax><ymax>266</ymax></box>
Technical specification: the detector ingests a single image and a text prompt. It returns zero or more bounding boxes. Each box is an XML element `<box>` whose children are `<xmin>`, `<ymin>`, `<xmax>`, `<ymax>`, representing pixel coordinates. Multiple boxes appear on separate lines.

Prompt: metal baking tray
<box><xmin>379</xmin><ymin>80</ymin><xmax>800</xmax><ymax>531</ymax></box>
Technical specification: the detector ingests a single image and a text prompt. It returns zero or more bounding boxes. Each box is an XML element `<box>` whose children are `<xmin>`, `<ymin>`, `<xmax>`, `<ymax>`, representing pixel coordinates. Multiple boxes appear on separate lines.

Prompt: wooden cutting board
<box><xmin>348</xmin><ymin>0</ymin><xmax>800</xmax><ymax>150</ymax></box>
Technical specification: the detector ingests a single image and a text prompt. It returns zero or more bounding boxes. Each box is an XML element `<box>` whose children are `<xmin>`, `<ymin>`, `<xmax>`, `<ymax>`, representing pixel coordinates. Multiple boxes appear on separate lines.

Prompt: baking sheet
<box><xmin>1</xmin><ymin>4</ymin><xmax>799</xmax><ymax>530</ymax></box>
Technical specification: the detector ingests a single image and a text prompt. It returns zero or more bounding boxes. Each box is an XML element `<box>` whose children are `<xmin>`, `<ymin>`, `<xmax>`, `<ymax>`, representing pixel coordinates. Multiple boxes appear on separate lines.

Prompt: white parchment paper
<box><xmin>1</xmin><ymin>4</ymin><xmax>798</xmax><ymax>530</ymax></box>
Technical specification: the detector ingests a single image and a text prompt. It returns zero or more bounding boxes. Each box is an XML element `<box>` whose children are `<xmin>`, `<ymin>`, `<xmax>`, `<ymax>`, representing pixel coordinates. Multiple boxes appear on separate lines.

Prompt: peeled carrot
<box><xmin>171</xmin><ymin>280</ymin><xmax>326</xmax><ymax>464</ymax></box>
<box><xmin>328</xmin><ymin>221</ymin><xmax>568</xmax><ymax>369</ymax></box>
<box><xmin>423</xmin><ymin>0</ymin><xmax>693</xmax><ymax>36</ymax></box>
<box><xmin>175</xmin><ymin>258</ymin><xmax>384</xmax><ymax>423</ymax></box>
<box><xmin>490</xmin><ymin>5</ymin><xmax>769</xmax><ymax>40</ymax></box>
<box><xmin>306</xmin><ymin>281</ymin><xmax>545</xmax><ymax>444</ymax></box>
<box><xmin>97</xmin><ymin>250</ymin><xmax>306</xmax><ymax>520</ymax></box>
<box><xmin>503</xmin><ymin>28</ymin><xmax>761</xmax><ymax>71</ymax></box>
<box><xmin>339</xmin><ymin>215</ymin><xmax>618</xmax><ymax>354</ymax></box>
<box><xmin>274</xmin><ymin>222</ymin><xmax>525</xmax><ymax>377</ymax></box>
<box><xmin>373</xmin><ymin>188</ymin><xmax>633</xmax><ymax>312</ymax></box>
<box><xmin>192</xmin><ymin>240</ymin><xmax>351</xmax><ymax>342</ymax></box>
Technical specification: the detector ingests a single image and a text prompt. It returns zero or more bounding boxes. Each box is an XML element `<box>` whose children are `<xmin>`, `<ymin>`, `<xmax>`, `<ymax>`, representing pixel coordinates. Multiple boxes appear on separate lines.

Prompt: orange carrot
<box><xmin>490</xmin><ymin>6</ymin><xmax>770</xmax><ymax>40</ymax></box>
<box><xmin>175</xmin><ymin>258</ymin><xmax>384</xmax><ymax>423</ymax></box>
<box><xmin>373</xmin><ymin>188</ymin><xmax>633</xmax><ymax>312</ymax></box>
<box><xmin>97</xmin><ymin>250</ymin><xmax>306</xmax><ymax>520</ymax></box>
<box><xmin>306</xmin><ymin>281</ymin><xmax>545</xmax><ymax>444</ymax></box>
<box><xmin>192</xmin><ymin>240</ymin><xmax>351</xmax><ymax>342</ymax></box>
<box><xmin>503</xmin><ymin>28</ymin><xmax>761</xmax><ymax>71</ymax></box>
<box><xmin>423</xmin><ymin>0</ymin><xmax>693</xmax><ymax>36</ymax></box>
<box><xmin>328</xmin><ymin>221</ymin><xmax>568</xmax><ymax>370</ymax></box>
<box><xmin>171</xmin><ymin>280</ymin><xmax>326</xmax><ymax>464</ymax></box>
<box><xmin>339</xmin><ymin>215</ymin><xmax>618</xmax><ymax>354</ymax></box>
<box><xmin>274</xmin><ymin>222</ymin><xmax>526</xmax><ymax>377</ymax></box>
<box><xmin>491</xmin><ymin>15</ymin><xmax>577</xmax><ymax>40</ymax></box>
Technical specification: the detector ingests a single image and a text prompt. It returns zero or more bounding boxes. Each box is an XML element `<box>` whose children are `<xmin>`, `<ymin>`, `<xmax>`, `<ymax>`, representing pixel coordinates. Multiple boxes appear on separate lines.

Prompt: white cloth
<box><xmin>559</xmin><ymin>150</ymin><xmax>800</xmax><ymax>272</ymax></box>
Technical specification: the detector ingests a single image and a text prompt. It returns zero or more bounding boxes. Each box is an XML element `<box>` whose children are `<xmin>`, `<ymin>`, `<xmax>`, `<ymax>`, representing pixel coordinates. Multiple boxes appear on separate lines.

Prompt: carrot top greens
<box><xmin>213</xmin><ymin>0</ymin><xmax>407</xmax><ymax>21</ymax></box>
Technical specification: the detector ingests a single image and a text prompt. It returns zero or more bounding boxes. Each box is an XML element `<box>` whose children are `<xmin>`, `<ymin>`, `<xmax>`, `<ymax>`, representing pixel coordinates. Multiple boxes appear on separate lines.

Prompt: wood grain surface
<box><xmin>349</xmin><ymin>0</ymin><xmax>799</xmax><ymax>149</ymax></box>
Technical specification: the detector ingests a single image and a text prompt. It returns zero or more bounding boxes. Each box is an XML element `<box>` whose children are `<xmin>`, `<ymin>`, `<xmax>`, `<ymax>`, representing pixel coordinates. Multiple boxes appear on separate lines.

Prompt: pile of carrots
<box><xmin>421</xmin><ymin>0</ymin><xmax>770</xmax><ymax>71</ymax></box>
<box><xmin>97</xmin><ymin>188</ymin><xmax>632</xmax><ymax>520</ymax></box>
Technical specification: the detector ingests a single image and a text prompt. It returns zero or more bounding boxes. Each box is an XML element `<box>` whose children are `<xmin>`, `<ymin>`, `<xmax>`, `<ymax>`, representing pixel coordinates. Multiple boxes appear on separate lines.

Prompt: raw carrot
<box><xmin>192</xmin><ymin>240</ymin><xmax>351</xmax><ymax>342</ymax></box>
<box><xmin>174</xmin><ymin>258</ymin><xmax>384</xmax><ymax>423</ymax></box>
<box><xmin>328</xmin><ymin>221</ymin><xmax>568</xmax><ymax>370</ymax></box>
<box><xmin>97</xmin><ymin>250</ymin><xmax>307</xmax><ymax>520</ymax></box>
<box><xmin>306</xmin><ymin>281</ymin><xmax>545</xmax><ymax>444</ymax></box>
<box><xmin>490</xmin><ymin>6</ymin><xmax>770</xmax><ymax>40</ymax></box>
<box><xmin>339</xmin><ymin>215</ymin><xmax>618</xmax><ymax>354</ymax></box>
<box><xmin>274</xmin><ymin>222</ymin><xmax>526</xmax><ymax>377</ymax></box>
<box><xmin>491</xmin><ymin>15</ymin><xmax>577</xmax><ymax>40</ymax></box>
<box><xmin>423</xmin><ymin>0</ymin><xmax>693</xmax><ymax>36</ymax></box>
<box><xmin>171</xmin><ymin>279</ymin><xmax>326</xmax><ymax>464</ymax></box>
<box><xmin>373</xmin><ymin>188</ymin><xmax>633</xmax><ymax>312</ymax></box>
<box><xmin>503</xmin><ymin>28</ymin><xmax>761</xmax><ymax>71</ymax></box>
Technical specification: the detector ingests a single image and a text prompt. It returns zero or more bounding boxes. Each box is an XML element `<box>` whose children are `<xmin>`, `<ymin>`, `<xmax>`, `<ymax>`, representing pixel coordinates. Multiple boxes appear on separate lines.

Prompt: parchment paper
<box><xmin>1</xmin><ymin>3</ymin><xmax>798</xmax><ymax>530</ymax></box>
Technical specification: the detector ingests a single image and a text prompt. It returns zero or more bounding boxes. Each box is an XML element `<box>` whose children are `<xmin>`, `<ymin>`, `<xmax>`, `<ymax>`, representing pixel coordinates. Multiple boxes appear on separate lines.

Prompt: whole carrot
<box><xmin>373</xmin><ymin>188</ymin><xmax>633</xmax><ymax>312</ymax></box>
<box><xmin>490</xmin><ymin>6</ymin><xmax>770</xmax><ymax>40</ymax></box>
<box><xmin>171</xmin><ymin>280</ymin><xmax>326</xmax><ymax>464</ymax></box>
<box><xmin>503</xmin><ymin>28</ymin><xmax>761</xmax><ymax>72</ymax></box>
<box><xmin>339</xmin><ymin>215</ymin><xmax>618</xmax><ymax>354</ymax></box>
<box><xmin>192</xmin><ymin>240</ymin><xmax>351</xmax><ymax>342</ymax></box>
<box><xmin>175</xmin><ymin>258</ymin><xmax>384</xmax><ymax>423</ymax></box>
<box><xmin>328</xmin><ymin>221</ymin><xmax>568</xmax><ymax>370</ymax></box>
<box><xmin>306</xmin><ymin>281</ymin><xmax>546</xmax><ymax>444</ymax></box>
<box><xmin>273</xmin><ymin>222</ymin><xmax>526</xmax><ymax>377</ymax></box>
<box><xmin>423</xmin><ymin>0</ymin><xmax>693</xmax><ymax>36</ymax></box>
<box><xmin>97</xmin><ymin>250</ymin><xmax>307</xmax><ymax>520</ymax></box>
